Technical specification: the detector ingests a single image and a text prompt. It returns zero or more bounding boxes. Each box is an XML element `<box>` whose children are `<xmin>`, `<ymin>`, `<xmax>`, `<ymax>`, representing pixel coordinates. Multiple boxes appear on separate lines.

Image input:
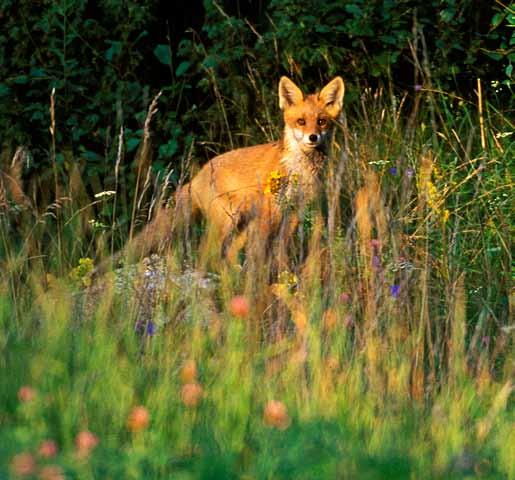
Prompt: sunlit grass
<box><xmin>0</xmin><ymin>85</ymin><xmax>512</xmax><ymax>479</ymax></box>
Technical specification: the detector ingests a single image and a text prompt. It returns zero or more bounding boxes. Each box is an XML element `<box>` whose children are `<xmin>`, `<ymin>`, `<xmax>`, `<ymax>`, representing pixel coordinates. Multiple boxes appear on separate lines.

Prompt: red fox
<box><xmin>118</xmin><ymin>76</ymin><xmax>344</xmax><ymax>265</ymax></box>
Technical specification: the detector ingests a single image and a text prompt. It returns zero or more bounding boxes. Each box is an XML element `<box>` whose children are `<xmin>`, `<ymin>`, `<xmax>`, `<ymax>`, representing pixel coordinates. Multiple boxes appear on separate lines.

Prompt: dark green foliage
<box><xmin>0</xmin><ymin>0</ymin><xmax>512</xmax><ymax>260</ymax></box>
<box><xmin>0</xmin><ymin>0</ymin><xmax>512</xmax><ymax>165</ymax></box>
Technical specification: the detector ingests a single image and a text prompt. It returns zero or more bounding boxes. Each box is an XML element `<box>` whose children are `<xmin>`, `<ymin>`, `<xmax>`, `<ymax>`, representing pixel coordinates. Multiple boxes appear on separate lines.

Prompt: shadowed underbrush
<box><xmin>0</xmin><ymin>82</ymin><xmax>513</xmax><ymax>479</ymax></box>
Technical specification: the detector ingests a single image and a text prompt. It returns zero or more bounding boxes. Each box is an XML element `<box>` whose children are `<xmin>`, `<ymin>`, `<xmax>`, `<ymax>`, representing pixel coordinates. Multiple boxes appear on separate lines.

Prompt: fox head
<box><xmin>279</xmin><ymin>76</ymin><xmax>344</xmax><ymax>154</ymax></box>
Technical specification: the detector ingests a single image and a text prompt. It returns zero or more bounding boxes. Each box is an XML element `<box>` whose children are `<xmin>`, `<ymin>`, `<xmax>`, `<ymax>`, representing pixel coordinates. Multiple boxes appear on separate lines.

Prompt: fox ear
<box><xmin>319</xmin><ymin>77</ymin><xmax>345</xmax><ymax>117</ymax></box>
<box><xmin>279</xmin><ymin>77</ymin><xmax>304</xmax><ymax>110</ymax></box>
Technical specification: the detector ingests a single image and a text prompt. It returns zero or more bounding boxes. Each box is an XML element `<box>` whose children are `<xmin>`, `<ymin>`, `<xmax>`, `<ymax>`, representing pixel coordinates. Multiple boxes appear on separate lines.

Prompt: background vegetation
<box><xmin>0</xmin><ymin>0</ymin><xmax>513</xmax><ymax>478</ymax></box>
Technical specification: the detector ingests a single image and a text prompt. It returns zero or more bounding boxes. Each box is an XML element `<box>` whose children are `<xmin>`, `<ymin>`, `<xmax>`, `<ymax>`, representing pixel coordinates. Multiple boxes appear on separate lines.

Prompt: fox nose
<box><xmin>309</xmin><ymin>134</ymin><xmax>319</xmax><ymax>143</ymax></box>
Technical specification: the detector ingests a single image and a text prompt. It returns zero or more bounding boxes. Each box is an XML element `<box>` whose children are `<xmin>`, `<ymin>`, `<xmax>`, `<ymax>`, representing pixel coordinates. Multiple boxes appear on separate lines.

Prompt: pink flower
<box><xmin>75</xmin><ymin>430</ymin><xmax>99</xmax><ymax>457</ymax></box>
<box><xmin>229</xmin><ymin>295</ymin><xmax>250</xmax><ymax>318</ymax></box>
<box><xmin>38</xmin><ymin>440</ymin><xmax>58</xmax><ymax>459</ymax></box>
<box><xmin>263</xmin><ymin>400</ymin><xmax>290</xmax><ymax>430</ymax></box>
<box><xmin>38</xmin><ymin>465</ymin><xmax>65</xmax><ymax>480</ymax></box>
<box><xmin>127</xmin><ymin>406</ymin><xmax>150</xmax><ymax>432</ymax></box>
<box><xmin>10</xmin><ymin>452</ymin><xmax>36</xmax><ymax>476</ymax></box>
<box><xmin>339</xmin><ymin>292</ymin><xmax>351</xmax><ymax>303</ymax></box>
<box><xmin>370</xmin><ymin>239</ymin><xmax>381</xmax><ymax>250</ymax></box>
<box><xmin>181</xmin><ymin>383</ymin><xmax>204</xmax><ymax>408</ymax></box>
<box><xmin>18</xmin><ymin>386</ymin><xmax>37</xmax><ymax>403</ymax></box>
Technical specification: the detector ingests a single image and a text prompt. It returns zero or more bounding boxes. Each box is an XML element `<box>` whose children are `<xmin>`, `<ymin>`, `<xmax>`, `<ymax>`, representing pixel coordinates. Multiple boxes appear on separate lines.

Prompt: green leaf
<box><xmin>0</xmin><ymin>84</ymin><xmax>10</xmax><ymax>96</ymax></box>
<box><xmin>154</xmin><ymin>44</ymin><xmax>172</xmax><ymax>66</ymax></box>
<box><xmin>175</xmin><ymin>61</ymin><xmax>191</xmax><ymax>77</ymax></box>
<box><xmin>345</xmin><ymin>4</ymin><xmax>362</xmax><ymax>17</ymax></box>
<box><xmin>30</xmin><ymin>68</ymin><xmax>47</xmax><ymax>78</ymax></box>
<box><xmin>202</xmin><ymin>56</ymin><xmax>218</xmax><ymax>69</ymax></box>
<box><xmin>126</xmin><ymin>137</ymin><xmax>140</xmax><ymax>152</ymax></box>
<box><xmin>105</xmin><ymin>41</ymin><xmax>122</xmax><ymax>61</ymax></box>
<box><xmin>13</xmin><ymin>75</ymin><xmax>29</xmax><ymax>85</ymax></box>
<box><xmin>505</xmin><ymin>64</ymin><xmax>513</xmax><ymax>78</ymax></box>
<box><xmin>491</xmin><ymin>12</ymin><xmax>506</xmax><ymax>28</ymax></box>
<box><xmin>159</xmin><ymin>139</ymin><xmax>178</xmax><ymax>159</ymax></box>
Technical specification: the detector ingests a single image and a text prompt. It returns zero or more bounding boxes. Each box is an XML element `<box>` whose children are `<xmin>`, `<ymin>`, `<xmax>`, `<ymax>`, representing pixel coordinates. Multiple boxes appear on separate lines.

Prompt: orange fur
<box><xmin>121</xmin><ymin>76</ymin><xmax>345</xmax><ymax>265</ymax></box>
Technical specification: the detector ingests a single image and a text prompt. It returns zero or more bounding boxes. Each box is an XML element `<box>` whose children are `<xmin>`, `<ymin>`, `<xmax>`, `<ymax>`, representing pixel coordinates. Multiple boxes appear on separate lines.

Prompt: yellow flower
<box><xmin>70</xmin><ymin>257</ymin><xmax>95</xmax><ymax>287</ymax></box>
<box><xmin>278</xmin><ymin>270</ymin><xmax>297</xmax><ymax>288</ymax></box>
<box><xmin>264</xmin><ymin>170</ymin><xmax>284</xmax><ymax>196</ymax></box>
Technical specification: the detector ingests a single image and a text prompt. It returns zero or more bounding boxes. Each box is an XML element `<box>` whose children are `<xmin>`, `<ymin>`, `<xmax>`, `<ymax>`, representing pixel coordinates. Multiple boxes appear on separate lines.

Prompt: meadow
<box><xmin>0</xmin><ymin>79</ymin><xmax>513</xmax><ymax>480</ymax></box>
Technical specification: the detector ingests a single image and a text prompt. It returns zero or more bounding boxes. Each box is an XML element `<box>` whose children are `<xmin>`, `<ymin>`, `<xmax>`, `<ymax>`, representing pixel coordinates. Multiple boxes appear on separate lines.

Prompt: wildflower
<box><xmin>264</xmin><ymin>170</ymin><xmax>284</xmax><ymax>196</ymax></box>
<box><xmin>69</xmin><ymin>257</ymin><xmax>95</xmax><ymax>287</ymax></box>
<box><xmin>370</xmin><ymin>239</ymin><xmax>381</xmax><ymax>250</ymax></box>
<box><xmin>127</xmin><ymin>406</ymin><xmax>150</xmax><ymax>432</ymax></box>
<box><xmin>344</xmin><ymin>315</ymin><xmax>354</xmax><ymax>329</ymax></box>
<box><xmin>339</xmin><ymin>292</ymin><xmax>351</xmax><ymax>303</ymax></box>
<box><xmin>10</xmin><ymin>452</ymin><xmax>36</xmax><ymax>477</ymax></box>
<box><xmin>389</xmin><ymin>166</ymin><xmax>398</xmax><ymax>176</ymax></box>
<box><xmin>372</xmin><ymin>255</ymin><xmax>381</xmax><ymax>270</ymax></box>
<box><xmin>406</xmin><ymin>167</ymin><xmax>415</xmax><ymax>179</ymax></box>
<box><xmin>145</xmin><ymin>321</ymin><xmax>156</xmax><ymax>336</ymax></box>
<box><xmin>229</xmin><ymin>295</ymin><xmax>250</xmax><ymax>318</ymax></box>
<box><xmin>414</xmin><ymin>84</ymin><xmax>423</xmax><ymax>92</ymax></box>
<box><xmin>75</xmin><ymin>431</ymin><xmax>99</xmax><ymax>458</ymax></box>
<box><xmin>38</xmin><ymin>465</ymin><xmax>65</xmax><ymax>480</ymax></box>
<box><xmin>38</xmin><ymin>440</ymin><xmax>58</xmax><ymax>459</ymax></box>
<box><xmin>390</xmin><ymin>284</ymin><xmax>401</xmax><ymax>298</ymax></box>
<box><xmin>180</xmin><ymin>359</ymin><xmax>198</xmax><ymax>384</ymax></box>
<box><xmin>18</xmin><ymin>386</ymin><xmax>37</xmax><ymax>403</ymax></box>
<box><xmin>134</xmin><ymin>320</ymin><xmax>156</xmax><ymax>336</ymax></box>
<box><xmin>278</xmin><ymin>270</ymin><xmax>298</xmax><ymax>290</ymax></box>
<box><xmin>263</xmin><ymin>400</ymin><xmax>290</xmax><ymax>430</ymax></box>
<box><xmin>181</xmin><ymin>383</ymin><xmax>203</xmax><ymax>408</ymax></box>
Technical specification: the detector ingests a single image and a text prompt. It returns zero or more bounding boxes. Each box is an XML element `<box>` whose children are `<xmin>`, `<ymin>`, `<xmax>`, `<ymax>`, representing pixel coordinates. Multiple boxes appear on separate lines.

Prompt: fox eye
<box><xmin>317</xmin><ymin>118</ymin><xmax>327</xmax><ymax>127</ymax></box>
<box><xmin>297</xmin><ymin>118</ymin><xmax>306</xmax><ymax>126</ymax></box>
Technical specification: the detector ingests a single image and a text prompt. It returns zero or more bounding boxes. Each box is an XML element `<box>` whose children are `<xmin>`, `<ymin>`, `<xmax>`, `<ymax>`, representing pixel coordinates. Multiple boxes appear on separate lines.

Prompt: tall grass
<box><xmin>0</xmin><ymin>78</ymin><xmax>512</xmax><ymax>479</ymax></box>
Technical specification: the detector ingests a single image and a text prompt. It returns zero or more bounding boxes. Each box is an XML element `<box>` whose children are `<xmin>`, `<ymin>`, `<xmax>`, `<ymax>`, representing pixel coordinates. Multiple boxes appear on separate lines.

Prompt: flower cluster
<box><xmin>278</xmin><ymin>270</ymin><xmax>298</xmax><ymax>292</ymax></box>
<box><xmin>264</xmin><ymin>170</ymin><xmax>284</xmax><ymax>196</ymax></box>
<box><xmin>418</xmin><ymin>157</ymin><xmax>450</xmax><ymax>224</ymax></box>
<box><xmin>69</xmin><ymin>257</ymin><xmax>95</xmax><ymax>287</ymax></box>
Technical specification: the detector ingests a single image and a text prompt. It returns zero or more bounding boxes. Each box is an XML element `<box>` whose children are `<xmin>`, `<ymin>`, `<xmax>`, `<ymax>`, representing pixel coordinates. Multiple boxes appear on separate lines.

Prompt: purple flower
<box><xmin>389</xmin><ymin>166</ymin><xmax>398</xmax><ymax>176</ymax></box>
<box><xmin>390</xmin><ymin>284</ymin><xmax>400</xmax><ymax>298</ymax></box>
<box><xmin>414</xmin><ymin>84</ymin><xmax>423</xmax><ymax>92</ymax></box>
<box><xmin>134</xmin><ymin>320</ymin><xmax>156</xmax><ymax>336</ymax></box>
<box><xmin>406</xmin><ymin>168</ymin><xmax>415</xmax><ymax>179</ymax></box>
<box><xmin>146</xmin><ymin>321</ymin><xmax>156</xmax><ymax>336</ymax></box>
<box><xmin>372</xmin><ymin>255</ymin><xmax>381</xmax><ymax>269</ymax></box>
